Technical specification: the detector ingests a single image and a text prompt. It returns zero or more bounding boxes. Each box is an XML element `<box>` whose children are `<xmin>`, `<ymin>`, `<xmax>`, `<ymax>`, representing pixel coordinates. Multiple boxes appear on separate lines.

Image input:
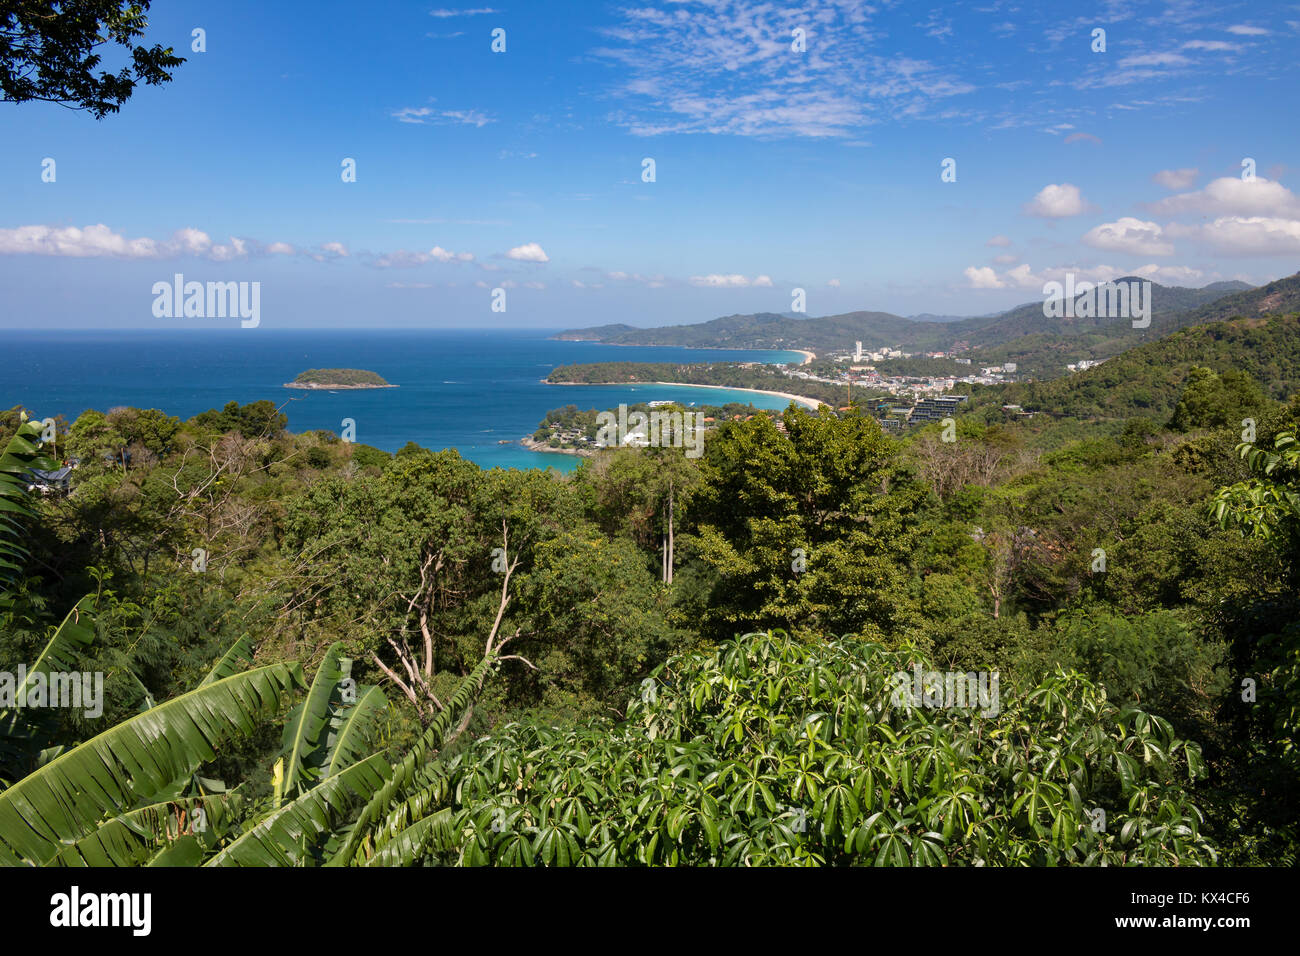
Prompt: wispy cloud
<box><xmin>428</xmin><ymin>7</ymin><xmax>498</xmax><ymax>17</ymax></box>
<box><xmin>0</xmin><ymin>224</ymin><xmax>320</xmax><ymax>261</ymax></box>
<box><xmin>1182</xmin><ymin>40</ymin><xmax>1241</xmax><ymax>52</ymax></box>
<box><xmin>593</xmin><ymin>2</ymin><xmax>973</xmax><ymax>139</ymax></box>
<box><xmin>689</xmin><ymin>274</ymin><xmax>773</xmax><ymax>288</ymax></box>
<box><xmin>1118</xmin><ymin>52</ymin><xmax>1191</xmax><ymax>68</ymax></box>
<box><xmin>1153</xmin><ymin>168</ymin><xmax>1198</xmax><ymax>190</ymax></box>
<box><xmin>372</xmin><ymin>245</ymin><xmax>475</xmax><ymax>268</ymax></box>
<box><xmin>392</xmin><ymin>106</ymin><xmax>494</xmax><ymax>127</ymax></box>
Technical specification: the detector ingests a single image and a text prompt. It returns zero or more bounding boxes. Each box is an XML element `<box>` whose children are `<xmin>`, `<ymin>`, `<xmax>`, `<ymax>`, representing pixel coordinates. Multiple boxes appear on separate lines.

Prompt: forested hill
<box><xmin>983</xmin><ymin>310</ymin><xmax>1300</xmax><ymax>421</ymax></box>
<box><xmin>557</xmin><ymin>310</ymin><xmax>921</xmax><ymax>352</ymax></box>
<box><xmin>952</xmin><ymin>277</ymin><xmax>1253</xmax><ymax>348</ymax></box>
<box><xmin>956</xmin><ymin>277</ymin><xmax>1268</xmax><ymax>379</ymax></box>
<box><xmin>553</xmin><ymin>278</ymin><xmax>1260</xmax><ymax>354</ymax></box>
<box><xmin>1161</xmin><ymin>272</ymin><xmax>1300</xmax><ymax>327</ymax></box>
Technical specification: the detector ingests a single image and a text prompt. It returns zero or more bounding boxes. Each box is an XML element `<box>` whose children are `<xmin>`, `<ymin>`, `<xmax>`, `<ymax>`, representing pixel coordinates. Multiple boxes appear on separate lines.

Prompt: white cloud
<box><xmin>992</xmin><ymin>254</ymin><xmax>1018</xmax><ymax>265</ymax></box>
<box><xmin>1153</xmin><ymin>167</ymin><xmax>1198</xmax><ymax>190</ymax></box>
<box><xmin>1165</xmin><ymin>217</ymin><xmax>1300</xmax><ymax>256</ymax></box>
<box><xmin>1003</xmin><ymin>264</ymin><xmax>1043</xmax><ymax>289</ymax></box>
<box><xmin>1226</xmin><ymin>24</ymin><xmax>1269</xmax><ymax>35</ymax></box>
<box><xmin>428</xmin><ymin>245</ymin><xmax>473</xmax><ymax>263</ymax></box>
<box><xmin>1146</xmin><ymin>176</ymin><xmax>1300</xmax><ymax>217</ymax></box>
<box><xmin>963</xmin><ymin>266</ymin><xmax>1004</xmax><ymax>289</ymax></box>
<box><xmin>1118</xmin><ymin>52</ymin><xmax>1191</xmax><ymax>67</ymax></box>
<box><xmin>392</xmin><ymin>106</ymin><xmax>494</xmax><ymax>127</ymax></box>
<box><xmin>1130</xmin><ymin>264</ymin><xmax>1205</xmax><ymax>285</ymax></box>
<box><xmin>504</xmin><ymin>242</ymin><xmax>549</xmax><ymax>263</ymax></box>
<box><xmin>985</xmin><ymin>235</ymin><xmax>1012</xmax><ymax>247</ymax></box>
<box><xmin>266</xmin><ymin>242</ymin><xmax>296</xmax><ymax>255</ymax></box>
<box><xmin>319</xmin><ymin>241</ymin><xmax>349</xmax><ymax>258</ymax></box>
<box><xmin>689</xmin><ymin>274</ymin><xmax>771</xmax><ymax>288</ymax></box>
<box><xmin>1182</xmin><ymin>40</ymin><xmax>1241</xmax><ymax>51</ymax></box>
<box><xmin>429</xmin><ymin>7</ymin><xmax>498</xmax><ymax>16</ymax></box>
<box><xmin>0</xmin><ymin>224</ymin><xmax>258</xmax><ymax>260</ymax></box>
<box><xmin>1024</xmin><ymin>183</ymin><xmax>1088</xmax><ymax>218</ymax></box>
<box><xmin>1082</xmin><ymin>217</ymin><xmax>1174</xmax><ymax>256</ymax></box>
<box><xmin>827</xmin><ymin>278</ymin><xmax>841</xmax><ymax>287</ymax></box>
<box><xmin>963</xmin><ymin>261</ymin><xmax>1208</xmax><ymax>292</ymax></box>
<box><xmin>605</xmin><ymin>271</ymin><xmax>665</xmax><ymax>287</ymax></box>
<box><xmin>372</xmin><ymin>244</ymin><xmax>470</xmax><ymax>268</ymax></box>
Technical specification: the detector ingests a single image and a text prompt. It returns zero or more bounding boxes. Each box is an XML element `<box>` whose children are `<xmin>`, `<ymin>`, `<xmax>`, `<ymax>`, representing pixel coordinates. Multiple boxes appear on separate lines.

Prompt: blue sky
<box><xmin>1</xmin><ymin>0</ymin><xmax>1298</xmax><ymax>329</ymax></box>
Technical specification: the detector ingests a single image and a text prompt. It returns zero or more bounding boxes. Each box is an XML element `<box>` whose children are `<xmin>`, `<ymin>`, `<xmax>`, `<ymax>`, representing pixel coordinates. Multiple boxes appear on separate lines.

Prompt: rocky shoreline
<box><xmin>282</xmin><ymin>382</ymin><xmax>398</xmax><ymax>390</ymax></box>
<box><xmin>519</xmin><ymin>436</ymin><xmax>595</xmax><ymax>457</ymax></box>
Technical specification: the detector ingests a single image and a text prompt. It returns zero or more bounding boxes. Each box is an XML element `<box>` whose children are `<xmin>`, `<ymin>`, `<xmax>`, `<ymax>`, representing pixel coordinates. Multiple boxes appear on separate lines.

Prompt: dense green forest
<box><xmin>2</xmin><ymin>308</ymin><xmax>1297</xmax><ymax>865</ymax></box>
<box><xmin>978</xmin><ymin>313</ymin><xmax>1300</xmax><ymax>421</ymax></box>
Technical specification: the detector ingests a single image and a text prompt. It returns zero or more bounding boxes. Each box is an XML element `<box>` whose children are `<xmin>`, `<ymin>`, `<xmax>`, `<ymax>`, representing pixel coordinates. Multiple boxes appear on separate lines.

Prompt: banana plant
<box><xmin>0</xmin><ymin>659</ymin><xmax>303</xmax><ymax>866</ymax></box>
<box><xmin>0</xmin><ymin>414</ymin><xmax>56</xmax><ymax>600</ymax></box>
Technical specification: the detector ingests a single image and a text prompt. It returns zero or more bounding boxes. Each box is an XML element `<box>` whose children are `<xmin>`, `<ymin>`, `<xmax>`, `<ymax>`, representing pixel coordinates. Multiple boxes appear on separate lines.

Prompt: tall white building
<box><xmin>854</xmin><ymin>340</ymin><xmax>863</xmax><ymax>361</ymax></box>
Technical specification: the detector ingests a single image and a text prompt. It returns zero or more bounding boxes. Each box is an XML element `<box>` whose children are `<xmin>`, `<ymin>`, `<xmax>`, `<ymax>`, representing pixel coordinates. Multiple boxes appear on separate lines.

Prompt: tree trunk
<box><xmin>666</xmin><ymin>479</ymin><xmax>674</xmax><ymax>585</ymax></box>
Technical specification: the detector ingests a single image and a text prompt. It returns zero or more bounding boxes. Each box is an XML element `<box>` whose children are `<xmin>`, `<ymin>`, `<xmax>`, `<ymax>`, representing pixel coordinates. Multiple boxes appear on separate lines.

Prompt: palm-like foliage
<box><xmin>277</xmin><ymin>642</ymin><xmax>355</xmax><ymax>803</ymax></box>
<box><xmin>48</xmin><ymin>793</ymin><xmax>244</xmax><ymax>867</ymax></box>
<box><xmin>0</xmin><ymin>410</ymin><xmax>500</xmax><ymax>867</ymax></box>
<box><xmin>0</xmin><ymin>414</ymin><xmax>54</xmax><ymax>597</ymax></box>
<box><xmin>207</xmin><ymin>753</ymin><xmax>390</xmax><ymax>866</ymax></box>
<box><xmin>0</xmin><ymin>595</ymin><xmax>98</xmax><ymax>782</ymax></box>
<box><xmin>0</xmin><ymin>660</ymin><xmax>302</xmax><ymax>866</ymax></box>
<box><xmin>423</xmin><ymin>631</ymin><xmax>1217</xmax><ymax>866</ymax></box>
<box><xmin>329</xmin><ymin>652</ymin><xmax>497</xmax><ymax>866</ymax></box>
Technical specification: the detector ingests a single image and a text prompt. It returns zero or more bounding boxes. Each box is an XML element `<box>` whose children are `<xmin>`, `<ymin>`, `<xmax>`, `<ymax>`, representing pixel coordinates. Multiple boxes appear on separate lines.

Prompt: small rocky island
<box><xmin>284</xmin><ymin>368</ymin><xmax>396</xmax><ymax>390</ymax></box>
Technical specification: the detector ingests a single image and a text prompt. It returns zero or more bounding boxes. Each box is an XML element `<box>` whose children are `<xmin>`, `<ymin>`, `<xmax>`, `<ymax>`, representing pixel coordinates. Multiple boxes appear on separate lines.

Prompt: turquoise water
<box><xmin>1</xmin><ymin>329</ymin><xmax>805</xmax><ymax>471</ymax></box>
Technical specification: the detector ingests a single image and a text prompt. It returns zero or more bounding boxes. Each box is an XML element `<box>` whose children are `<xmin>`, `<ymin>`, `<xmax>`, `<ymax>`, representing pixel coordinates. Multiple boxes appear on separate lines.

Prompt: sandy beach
<box><xmin>792</xmin><ymin>350</ymin><xmax>816</xmax><ymax>365</ymax></box>
<box><xmin>546</xmin><ymin>379</ymin><xmax>827</xmax><ymax>410</ymax></box>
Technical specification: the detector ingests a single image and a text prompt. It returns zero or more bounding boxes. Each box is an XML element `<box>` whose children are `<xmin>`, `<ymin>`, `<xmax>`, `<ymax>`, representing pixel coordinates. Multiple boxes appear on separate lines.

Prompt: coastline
<box><xmin>545</xmin><ymin>379</ymin><xmax>827</xmax><ymax>410</ymax></box>
<box><xmin>283</xmin><ymin>382</ymin><xmax>397</xmax><ymax>390</ymax></box>
<box><xmin>519</xmin><ymin>436</ymin><xmax>594</xmax><ymax>458</ymax></box>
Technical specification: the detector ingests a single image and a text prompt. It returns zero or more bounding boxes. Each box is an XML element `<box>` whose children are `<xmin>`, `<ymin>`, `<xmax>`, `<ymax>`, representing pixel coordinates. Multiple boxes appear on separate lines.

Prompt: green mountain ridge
<box><xmin>981</xmin><ymin>308</ymin><xmax>1300</xmax><ymax>421</ymax></box>
<box><xmin>555</xmin><ymin>279</ymin><xmax>1261</xmax><ymax>352</ymax></box>
<box><xmin>554</xmin><ymin>276</ymin><xmax>1286</xmax><ymax>382</ymax></box>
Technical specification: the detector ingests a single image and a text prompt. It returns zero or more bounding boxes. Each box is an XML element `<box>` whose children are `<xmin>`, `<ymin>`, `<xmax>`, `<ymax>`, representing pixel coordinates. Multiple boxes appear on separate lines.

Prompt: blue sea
<box><xmin>0</xmin><ymin>330</ymin><xmax>806</xmax><ymax>471</ymax></box>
